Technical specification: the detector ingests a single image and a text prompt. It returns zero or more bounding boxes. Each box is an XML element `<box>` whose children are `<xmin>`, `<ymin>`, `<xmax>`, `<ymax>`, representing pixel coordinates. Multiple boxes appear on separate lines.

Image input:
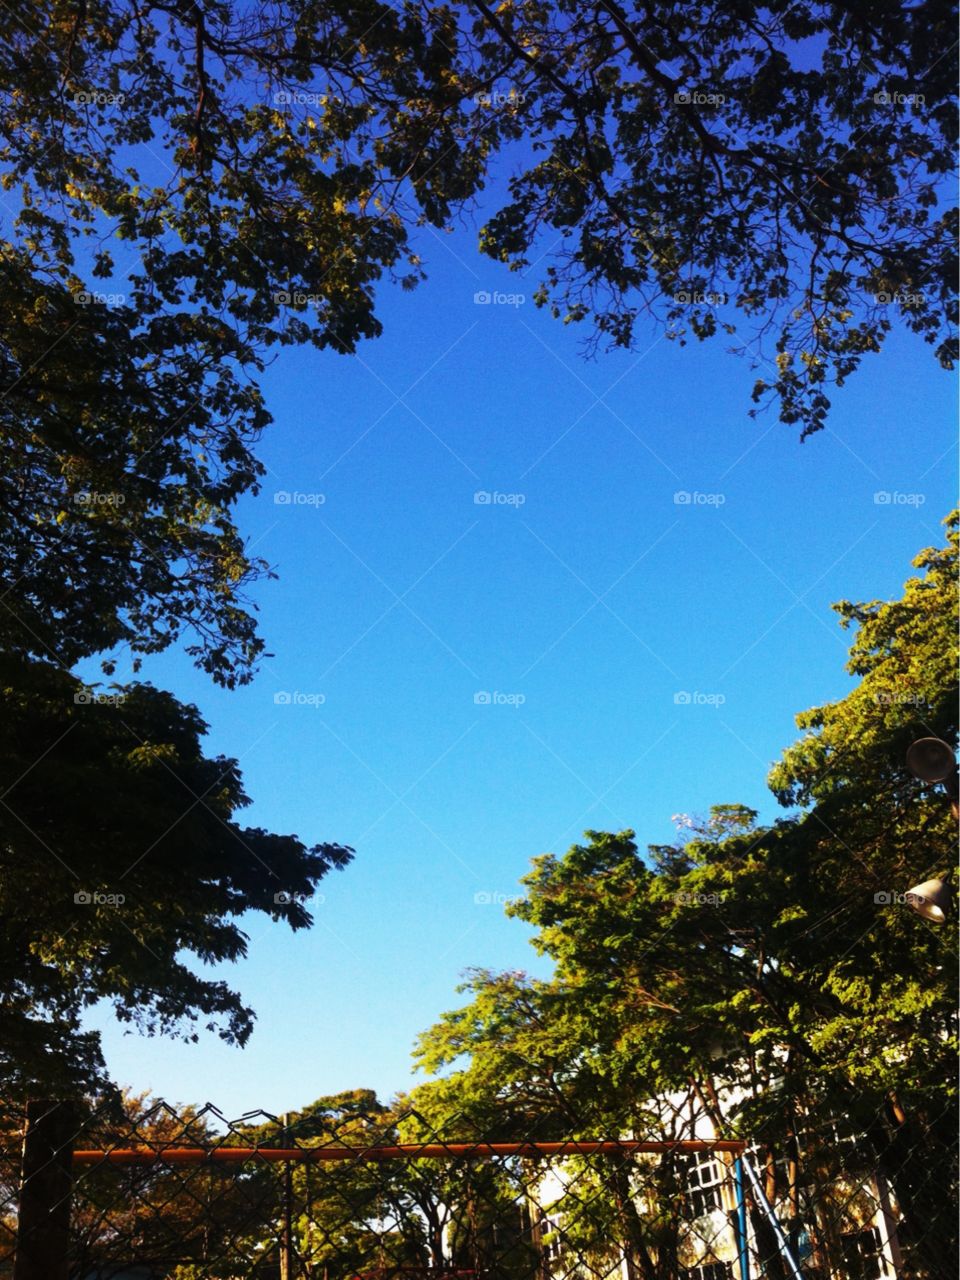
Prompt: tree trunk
<box><xmin>522</xmin><ymin>1176</ymin><xmax>549</xmax><ymax>1280</ymax></box>
<box><xmin>867</xmin><ymin>1105</ymin><xmax>956</xmax><ymax>1280</ymax></box>
<box><xmin>610</xmin><ymin>1157</ymin><xmax>660</xmax><ymax>1280</ymax></box>
<box><xmin>746</xmin><ymin>1197</ymin><xmax>790</xmax><ymax>1280</ymax></box>
<box><xmin>14</xmin><ymin>1100</ymin><xmax>75</xmax><ymax>1280</ymax></box>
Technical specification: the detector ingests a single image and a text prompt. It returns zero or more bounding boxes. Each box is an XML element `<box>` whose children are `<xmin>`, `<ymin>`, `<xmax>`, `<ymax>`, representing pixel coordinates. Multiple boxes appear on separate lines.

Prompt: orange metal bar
<box><xmin>72</xmin><ymin>1139</ymin><xmax>746</xmax><ymax>1166</ymax></box>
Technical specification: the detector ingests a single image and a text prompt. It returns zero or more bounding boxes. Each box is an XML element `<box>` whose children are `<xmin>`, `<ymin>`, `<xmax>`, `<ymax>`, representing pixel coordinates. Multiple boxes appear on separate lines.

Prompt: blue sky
<box><xmin>86</xmin><ymin>203</ymin><xmax>956</xmax><ymax>1119</ymax></box>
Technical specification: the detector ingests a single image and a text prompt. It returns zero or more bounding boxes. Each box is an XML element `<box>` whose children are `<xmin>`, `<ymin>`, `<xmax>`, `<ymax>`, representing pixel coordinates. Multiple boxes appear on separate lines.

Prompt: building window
<box><xmin>680</xmin><ymin>1151</ymin><xmax>725</xmax><ymax>1218</ymax></box>
<box><xmin>839</xmin><ymin>1227</ymin><xmax>884</xmax><ymax>1280</ymax></box>
<box><xmin>679</xmin><ymin>1264</ymin><xmax>733</xmax><ymax>1280</ymax></box>
<box><xmin>540</xmin><ymin>1217</ymin><xmax>562</xmax><ymax>1262</ymax></box>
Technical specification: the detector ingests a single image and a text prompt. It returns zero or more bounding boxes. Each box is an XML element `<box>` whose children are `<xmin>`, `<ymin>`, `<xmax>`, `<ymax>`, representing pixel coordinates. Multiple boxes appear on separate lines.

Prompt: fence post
<box><xmin>13</xmin><ymin>1099</ymin><xmax>76</xmax><ymax>1280</ymax></box>
<box><xmin>280</xmin><ymin>1112</ymin><xmax>294</xmax><ymax>1280</ymax></box>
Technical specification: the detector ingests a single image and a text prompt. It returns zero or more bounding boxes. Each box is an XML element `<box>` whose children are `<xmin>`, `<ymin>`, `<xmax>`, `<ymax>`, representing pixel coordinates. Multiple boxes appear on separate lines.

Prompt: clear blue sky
<box><xmin>86</xmin><ymin>202</ymin><xmax>956</xmax><ymax>1119</ymax></box>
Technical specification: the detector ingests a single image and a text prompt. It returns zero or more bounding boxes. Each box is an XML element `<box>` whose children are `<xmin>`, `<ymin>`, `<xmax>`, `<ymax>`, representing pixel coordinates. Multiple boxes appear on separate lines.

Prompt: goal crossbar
<box><xmin>71</xmin><ymin>1139</ymin><xmax>747</xmax><ymax>1166</ymax></box>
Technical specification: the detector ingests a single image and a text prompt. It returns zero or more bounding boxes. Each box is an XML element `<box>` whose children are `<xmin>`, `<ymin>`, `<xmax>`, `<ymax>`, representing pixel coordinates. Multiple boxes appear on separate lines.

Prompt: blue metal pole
<box><xmin>741</xmin><ymin>1154</ymin><xmax>804</xmax><ymax>1280</ymax></box>
<box><xmin>734</xmin><ymin>1157</ymin><xmax>750</xmax><ymax>1280</ymax></box>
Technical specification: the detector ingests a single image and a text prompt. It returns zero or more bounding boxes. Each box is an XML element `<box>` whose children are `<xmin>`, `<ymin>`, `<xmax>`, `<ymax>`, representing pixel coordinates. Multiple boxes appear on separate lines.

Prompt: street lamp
<box><xmin>903</xmin><ymin>737</ymin><xmax>957</xmax><ymax>924</ymax></box>
<box><xmin>905</xmin><ymin>737</ymin><xmax>959</xmax><ymax>805</ymax></box>
<box><xmin>902</xmin><ymin>878</ymin><xmax>950</xmax><ymax>924</ymax></box>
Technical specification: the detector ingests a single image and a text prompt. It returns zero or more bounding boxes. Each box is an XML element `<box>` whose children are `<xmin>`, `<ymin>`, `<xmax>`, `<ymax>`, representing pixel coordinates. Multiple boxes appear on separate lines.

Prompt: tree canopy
<box><xmin>0</xmin><ymin>652</ymin><xmax>352</xmax><ymax>1098</ymax></box>
<box><xmin>1</xmin><ymin>1</ymin><xmax>955</xmax><ymax>685</ymax></box>
<box><xmin>416</xmin><ymin>514</ymin><xmax>959</xmax><ymax>1278</ymax></box>
<box><xmin>466</xmin><ymin>0</ymin><xmax>957</xmax><ymax>434</ymax></box>
<box><xmin>1</xmin><ymin>0</ymin><xmax>483</xmax><ymax>683</ymax></box>
<box><xmin>0</xmin><ymin>0</ymin><xmax>954</xmax><ymax>1130</ymax></box>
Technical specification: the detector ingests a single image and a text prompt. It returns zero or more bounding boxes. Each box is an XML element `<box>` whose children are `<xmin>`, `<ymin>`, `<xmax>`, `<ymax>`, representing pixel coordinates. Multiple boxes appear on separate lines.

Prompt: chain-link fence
<box><xmin>0</xmin><ymin>1096</ymin><xmax>954</xmax><ymax>1280</ymax></box>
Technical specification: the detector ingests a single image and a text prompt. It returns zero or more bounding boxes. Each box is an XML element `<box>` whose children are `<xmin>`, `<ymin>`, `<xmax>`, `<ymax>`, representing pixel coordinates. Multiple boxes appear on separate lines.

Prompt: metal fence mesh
<box><xmin>0</xmin><ymin>1096</ymin><xmax>955</xmax><ymax>1280</ymax></box>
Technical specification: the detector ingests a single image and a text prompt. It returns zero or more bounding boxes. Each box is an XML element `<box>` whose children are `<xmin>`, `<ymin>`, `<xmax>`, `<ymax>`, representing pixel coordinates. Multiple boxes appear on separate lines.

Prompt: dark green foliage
<box><xmin>417</xmin><ymin>516</ymin><xmax>959</xmax><ymax>1276</ymax></box>
<box><xmin>466</xmin><ymin>0</ymin><xmax>957</xmax><ymax>436</ymax></box>
<box><xmin>0</xmin><ymin>653</ymin><xmax>352</xmax><ymax>1097</ymax></box>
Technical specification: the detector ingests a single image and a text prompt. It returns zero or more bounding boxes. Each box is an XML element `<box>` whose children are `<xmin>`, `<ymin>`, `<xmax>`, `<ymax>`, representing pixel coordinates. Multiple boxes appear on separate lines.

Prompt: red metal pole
<box><xmin>72</xmin><ymin>1139</ymin><xmax>747</xmax><ymax>1165</ymax></box>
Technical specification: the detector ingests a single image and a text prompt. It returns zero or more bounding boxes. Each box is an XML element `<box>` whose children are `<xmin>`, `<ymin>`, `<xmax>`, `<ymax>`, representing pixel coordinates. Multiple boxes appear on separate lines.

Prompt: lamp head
<box><xmin>906</xmin><ymin>738</ymin><xmax>957</xmax><ymax>784</ymax></box>
<box><xmin>903</xmin><ymin>878</ymin><xmax>950</xmax><ymax>924</ymax></box>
